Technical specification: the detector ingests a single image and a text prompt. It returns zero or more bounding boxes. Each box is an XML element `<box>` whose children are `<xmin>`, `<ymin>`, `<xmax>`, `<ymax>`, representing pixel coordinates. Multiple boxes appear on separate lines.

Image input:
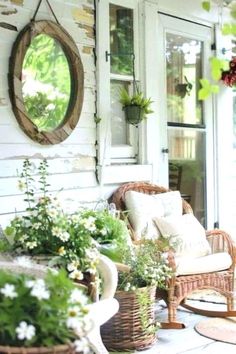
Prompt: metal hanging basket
<box><xmin>123</xmin><ymin>105</ymin><xmax>144</xmax><ymax>125</ymax></box>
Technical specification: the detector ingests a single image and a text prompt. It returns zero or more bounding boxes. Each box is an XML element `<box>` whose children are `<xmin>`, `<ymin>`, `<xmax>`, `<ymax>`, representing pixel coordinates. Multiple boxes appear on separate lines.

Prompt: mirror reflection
<box><xmin>22</xmin><ymin>34</ymin><xmax>71</xmax><ymax>132</ymax></box>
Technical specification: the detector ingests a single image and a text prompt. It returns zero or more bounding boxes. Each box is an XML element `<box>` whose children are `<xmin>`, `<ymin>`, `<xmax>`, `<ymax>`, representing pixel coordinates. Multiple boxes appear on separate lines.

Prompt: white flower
<box><xmin>26</xmin><ymin>241</ymin><xmax>37</xmax><ymax>249</ymax></box>
<box><xmin>52</xmin><ymin>226</ymin><xmax>62</xmax><ymax>237</ymax></box>
<box><xmin>25</xmin><ymin>279</ymin><xmax>50</xmax><ymax>300</ymax></box>
<box><xmin>74</xmin><ymin>337</ymin><xmax>91</xmax><ymax>353</ymax></box>
<box><xmin>60</xmin><ymin>231</ymin><xmax>70</xmax><ymax>242</ymax></box>
<box><xmin>81</xmin><ymin>216</ymin><xmax>96</xmax><ymax>232</ymax></box>
<box><xmin>67</xmin><ymin>316</ymin><xmax>83</xmax><ymax>331</ymax></box>
<box><xmin>19</xmin><ymin>234</ymin><xmax>29</xmax><ymax>243</ymax></box>
<box><xmin>70</xmin><ymin>288</ymin><xmax>88</xmax><ymax>305</ymax></box>
<box><xmin>124</xmin><ymin>283</ymin><xmax>131</xmax><ymax>292</ymax></box>
<box><xmin>100</xmin><ymin>228</ymin><xmax>107</xmax><ymax>236</ymax></box>
<box><xmin>71</xmin><ymin>214</ymin><xmax>80</xmax><ymax>223</ymax></box>
<box><xmin>17</xmin><ymin>180</ymin><xmax>26</xmax><ymax>191</ymax></box>
<box><xmin>0</xmin><ymin>284</ymin><xmax>18</xmax><ymax>299</ymax></box>
<box><xmin>16</xmin><ymin>321</ymin><xmax>35</xmax><ymax>341</ymax></box>
<box><xmin>67</xmin><ymin>261</ymin><xmax>80</xmax><ymax>272</ymax></box>
<box><xmin>47</xmin><ymin>208</ymin><xmax>58</xmax><ymax>218</ymax></box>
<box><xmin>23</xmin><ymin>220</ymin><xmax>32</xmax><ymax>227</ymax></box>
<box><xmin>32</xmin><ymin>222</ymin><xmax>41</xmax><ymax>230</ymax></box>
<box><xmin>69</xmin><ymin>269</ymin><xmax>84</xmax><ymax>280</ymax></box>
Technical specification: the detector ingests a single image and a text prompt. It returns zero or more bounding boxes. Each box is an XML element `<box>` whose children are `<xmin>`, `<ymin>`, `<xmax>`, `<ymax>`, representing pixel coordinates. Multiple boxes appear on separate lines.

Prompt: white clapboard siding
<box><xmin>0</xmin><ymin>0</ymin><xmax>102</xmax><ymax>223</ymax></box>
<box><xmin>0</xmin><ymin>144</ymin><xmax>96</xmax><ymax>159</ymax></box>
<box><xmin>0</xmin><ymin>126</ymin><xmax>96</xmax><ymax>144</ymax></box>
<box><xmin>0</xmin><ymin>186</ymin><xmax>102</xmax><ymax>214</ymax></box>
<box><xmin>84</xmin><ymin>71</ymin><xmax>96</xmax><ymax>88</ymax></box>
<box><xmin>0</xmin><ymin>171</ymin><xmax>97</xmax><ymax>196</ymax></box>
<box><xmin>0</xmin><ymin>157</ymin><xmax>95</xmax><ymax>177</ymax></box>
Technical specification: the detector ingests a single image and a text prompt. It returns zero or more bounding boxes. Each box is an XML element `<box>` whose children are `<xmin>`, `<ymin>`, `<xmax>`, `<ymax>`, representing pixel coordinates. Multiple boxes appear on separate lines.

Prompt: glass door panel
<box><xmin>168</xmin><ymin>128</ymin><xmax>206</xmax><ymax>225</ymax></box>
<box><xmin>165</xmin><ymin>29</ymin><xmax>207</xmax><ymax>226</ymax></box>
<box><xmin>166</xmin><ymin>34</ymin><xmax>203</xmax><ymax>125</ymax></box>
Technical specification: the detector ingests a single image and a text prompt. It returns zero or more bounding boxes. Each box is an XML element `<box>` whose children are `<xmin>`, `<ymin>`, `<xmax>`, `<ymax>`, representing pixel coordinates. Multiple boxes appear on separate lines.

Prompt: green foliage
<box><xmin>24</xmin><ymin>92</ymin><xmax>68</xmax><ymax>132</ymax></box>
<box><xmin>198</xmin><ymin>78</ymin><xmax>219</xmax><ymax>100</ymax></box>
<box><xmin>117</xmin><ymin>239</ymin><xmax>173</xmax><ymax>291</ymax></box>
<box><xmin>222</xmin><ymin>22</ymin><xmax>236</xmax><ymax>36</ymax></box>
<box><xmin>75</xmin><ymin>209</ymin><xmax>131</xmax><ymax>263</ymax></box>
<box><xmin>4</xmin><ymin>159</ymin><xmax>100</xmax><ymax>280</ymax></box>
<box><xmin>200</xmin><ymin>1</ymin><xmax>236</xmax><ymax>99</ymax></box>
<box><xmin>210</xmin><ymin>57</ymin><xmax>230</xmax><ymax>81</ymax></box>
<box><xmin>22</xmin><ymin>34</ymin><xmax>70</xmax><ymax>132</ymax></box>
<box><xmin>136</xmin><ymin>288</ymin><xmax>161</xmax><ymax>335</ymax></box>
<box><xmin>202</xmin><ymin>1</ymin><xmax>211</xmax><ymax>12</ymax></box>
<box><xmin>119</xmin><ymin>88</ymin><xmax>154</xmax><ymax>119</ymax></box>
<box><xmin>4</xmin><ymin>159</ymin><xmax>131</xmax><ymax>279</ymax></box>
<box><xmin>110</xmin><ymin>9</ymin><xmax>134</xmax><ymax>75</ymax></box>
<box><xmin>0</xmin><ymin>269</ymin><xmax>91</xmax><ymax>349</ymax></box>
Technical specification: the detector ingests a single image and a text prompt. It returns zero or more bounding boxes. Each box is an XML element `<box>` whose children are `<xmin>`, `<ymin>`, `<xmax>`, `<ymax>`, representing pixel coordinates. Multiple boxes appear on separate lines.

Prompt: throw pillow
<box><xmin>125</xmin><ymin>191</ymin><xmax>164</xmax><ymax>240</ymax></box>
<box><xmin>124</xmin><ymin>190</ymin><xmax>183</xmax><ymax>240</ymax></box>
<box><xmin>153</xmin><ymin>213</ymin><xmax>211</xmax><ymax>258</ymax></box>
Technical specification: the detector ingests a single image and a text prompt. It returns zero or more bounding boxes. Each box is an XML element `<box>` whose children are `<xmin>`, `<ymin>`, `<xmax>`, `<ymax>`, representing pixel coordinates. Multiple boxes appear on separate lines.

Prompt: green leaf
<box><xmin>198</xmin><ymin>87</ymin><xmax>211</xmax><ymax>100</ymax></box>
<box><xmin>198</xmin><ymin>79</ymin><xmax>219</xmax><ymax>100</ymax></box>
<box><xmin>222</xmin><ymin>23</ymin><xmax>236</xmax><ymax>36</ymax></box>
<box><xmin>202</xmin><ymin>1</ymin><xmax>211</xmax><ymax>12</ymax></box>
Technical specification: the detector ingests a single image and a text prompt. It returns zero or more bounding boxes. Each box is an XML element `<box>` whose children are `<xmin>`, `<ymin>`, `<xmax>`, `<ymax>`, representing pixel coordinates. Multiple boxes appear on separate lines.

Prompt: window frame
<box><xmin>96</xmin><ymin>0</ymin><xmax>140</xmax><ymax>165</ymax></box>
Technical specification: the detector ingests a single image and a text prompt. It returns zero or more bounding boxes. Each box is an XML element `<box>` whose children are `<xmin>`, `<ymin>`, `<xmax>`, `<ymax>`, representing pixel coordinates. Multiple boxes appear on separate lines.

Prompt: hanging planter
<box><xmin>221</xmin><ymin>57</ymin><xmax>236</xmax><ymax>87</ymax></box>
<box><xmin>123</xmin><ymin>104</ymin><xmax>144</xmax><ymax>125</ymax></box>
<box><xmin>120</xmin><ymin>89</ymin><xmax>153</xmax><ymax>125</ymax></box>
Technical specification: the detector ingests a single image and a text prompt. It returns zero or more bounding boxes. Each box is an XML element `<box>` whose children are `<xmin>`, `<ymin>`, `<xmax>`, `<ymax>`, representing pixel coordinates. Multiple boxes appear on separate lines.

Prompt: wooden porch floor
<box><xmin>111</xmin><ymin>295</ymin><xmax>236</xmax><ymax>354</ymax></box>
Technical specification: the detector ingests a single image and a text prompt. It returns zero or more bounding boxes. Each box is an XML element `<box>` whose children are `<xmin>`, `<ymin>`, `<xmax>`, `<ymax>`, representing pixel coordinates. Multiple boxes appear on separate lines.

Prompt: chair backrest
<box><xmin>169</xmin><ymin>163</ymin><xmax>182</xmax><ymax>191</ymax></box>
<box><xmin>110</xmin><ymin>182</ymin><xmax>193</xmax><ymax>214</ymax></box>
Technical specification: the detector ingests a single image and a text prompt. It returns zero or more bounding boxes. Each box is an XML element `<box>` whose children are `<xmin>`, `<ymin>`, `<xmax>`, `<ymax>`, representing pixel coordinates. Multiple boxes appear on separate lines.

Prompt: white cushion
<box><xmin>176</xmin><ymin>252</ymin><xmax>232</xmax><ymax>275</ymax></box>
<box><xmin>154</xmin><ymin>190</ymin><xmax>182</xmax><ymax>217</ymax></box>
<box><xmin>125</xmin><ymin>191</ymin><xmax>164</xmax><ymax>240</ymax></box>
<box><xmin>125</xmin><ymin>190</ymin><xmax>183</xmax><ymax>240</ymax></box>
<box><xmin>153</xmin><ymin>213</ymin><xmax>211</xmax><ymax>258</ymax></box>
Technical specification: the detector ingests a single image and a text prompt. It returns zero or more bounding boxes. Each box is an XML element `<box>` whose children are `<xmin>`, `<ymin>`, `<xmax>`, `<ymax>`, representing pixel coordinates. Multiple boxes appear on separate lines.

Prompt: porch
<box><xmin>113</xmin><ymin>294</ymin><xmax>236</xmax><ymax>354</ymax></box>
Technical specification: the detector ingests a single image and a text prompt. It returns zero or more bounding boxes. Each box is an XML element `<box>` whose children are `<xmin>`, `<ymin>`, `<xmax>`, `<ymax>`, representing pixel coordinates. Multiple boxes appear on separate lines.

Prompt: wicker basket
<box><xmin>0</xmin><ymin>343</ymin><xmax>78</xmax><ymax>354</ymax></box>
<box><xmin>101</xmin><ymin>286</ymin><xmax>157</xmax><ymax>351</ymax></box>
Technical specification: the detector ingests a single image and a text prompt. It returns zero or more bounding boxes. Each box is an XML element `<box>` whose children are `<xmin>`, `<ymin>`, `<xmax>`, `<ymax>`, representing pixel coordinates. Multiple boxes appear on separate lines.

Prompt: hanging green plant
<box><xmin>119</xmin><ymin>88</ymin><xmax>153</xmax><ymax>125</ymax></box>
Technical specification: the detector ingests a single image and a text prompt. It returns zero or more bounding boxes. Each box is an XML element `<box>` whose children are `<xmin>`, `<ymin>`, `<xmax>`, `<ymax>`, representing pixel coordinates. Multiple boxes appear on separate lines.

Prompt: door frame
<box><xmin>154</xmin><ymin>12</ymin><xmax>216</xmax><ymax>229</ymax></box>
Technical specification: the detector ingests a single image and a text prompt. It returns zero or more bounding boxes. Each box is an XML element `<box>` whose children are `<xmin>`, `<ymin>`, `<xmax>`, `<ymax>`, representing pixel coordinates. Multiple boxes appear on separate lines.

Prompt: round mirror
<box><xmin>9</xmin><ymin>20</ymin><xmax>84</xmax><ymax>144</ymax></box>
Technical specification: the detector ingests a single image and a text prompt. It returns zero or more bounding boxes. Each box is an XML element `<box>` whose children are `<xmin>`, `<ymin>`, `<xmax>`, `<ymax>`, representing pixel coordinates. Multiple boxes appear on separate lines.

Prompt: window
<box><xmin>96</xmin><ymin>0</ymin><xmax>139</xmax><ymax>165</ymax></box>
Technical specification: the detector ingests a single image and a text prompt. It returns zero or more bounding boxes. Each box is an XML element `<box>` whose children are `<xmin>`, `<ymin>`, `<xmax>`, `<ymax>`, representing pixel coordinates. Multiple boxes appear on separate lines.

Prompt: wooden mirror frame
<box><xmin>8</xmin><ymin>20</ymin><xmax>84</xmax><ymax>145</ymax></box>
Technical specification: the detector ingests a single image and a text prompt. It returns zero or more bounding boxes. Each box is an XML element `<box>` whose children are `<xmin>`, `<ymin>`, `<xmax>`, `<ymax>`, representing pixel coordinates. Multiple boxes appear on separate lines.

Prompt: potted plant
<box><xmin>119</xmin><ymin>88</ymin><xmax>154</xmax><ymax>125</ymax></box>
<box><xmin>0</xmin><ymin>266</ymin><xmax>92</xmax><ymax>353</ymax></box>
<box><xmin>2</xmin><ymin>160</ymin><xmax>100</xmax><ymax>289</ymax></box>
<box><xmin>1</xmin><ymin>159</ymin><xmax>130</xmax><ymax>297</ymax></box>
<box><xmin>101</xmin><ymin>238</ymin><xmax>173</xmax><ymax>351</ymax></box>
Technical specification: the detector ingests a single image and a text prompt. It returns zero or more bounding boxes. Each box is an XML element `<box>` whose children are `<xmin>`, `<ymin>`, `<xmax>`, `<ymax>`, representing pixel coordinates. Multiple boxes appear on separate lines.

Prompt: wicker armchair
<box><xmin>110</xmin><ymin>182</ymin><xmax>236</xmax><ymax>329</ymax></box>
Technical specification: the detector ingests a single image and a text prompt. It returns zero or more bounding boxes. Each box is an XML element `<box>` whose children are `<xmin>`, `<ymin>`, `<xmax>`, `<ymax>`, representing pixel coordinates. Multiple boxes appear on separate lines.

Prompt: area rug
<box><xmin>195</xmin><ymin>317</ymin><xmax>236</xmax><ymax>344</ymax></box>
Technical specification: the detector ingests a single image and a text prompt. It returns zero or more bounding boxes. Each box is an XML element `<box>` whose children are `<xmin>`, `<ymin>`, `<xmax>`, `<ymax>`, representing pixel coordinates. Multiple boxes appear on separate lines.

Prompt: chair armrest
<box><xmin>206</xmin><ymin>229</ymin><xmax>235</xmax><ymax>264</ymax></box>
<box><xmin>97</xmin><ymin>255</ymin><xmax>118</xmax><ymax>300</ymax></box>
<box><xmin>114</xmin><ymin>262</ymin><xmax>131</xmax><ymax>272</ymax></box>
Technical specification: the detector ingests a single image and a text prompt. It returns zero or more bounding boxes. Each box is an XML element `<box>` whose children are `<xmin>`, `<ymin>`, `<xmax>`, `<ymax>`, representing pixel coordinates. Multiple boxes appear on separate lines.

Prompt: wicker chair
<box><xmin>110</xmin><ymin>182</ymin><xmax>236</xmax><ymax>329</ymax></box>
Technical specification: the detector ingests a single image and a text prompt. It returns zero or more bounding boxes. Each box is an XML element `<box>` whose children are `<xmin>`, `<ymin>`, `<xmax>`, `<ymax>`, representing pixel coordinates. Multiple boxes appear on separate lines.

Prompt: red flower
<box><xmin>221</xmin><ymin>57</ymin><xmax>236</xmax><ymax>87</ymax></box>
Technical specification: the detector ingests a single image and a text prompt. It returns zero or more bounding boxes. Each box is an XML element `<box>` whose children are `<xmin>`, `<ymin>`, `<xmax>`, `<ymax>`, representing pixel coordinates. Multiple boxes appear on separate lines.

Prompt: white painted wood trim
<box><xmin>96</xmin><ymin>164</ymin><xmax>153</xmax><ymax>184</ymax></box>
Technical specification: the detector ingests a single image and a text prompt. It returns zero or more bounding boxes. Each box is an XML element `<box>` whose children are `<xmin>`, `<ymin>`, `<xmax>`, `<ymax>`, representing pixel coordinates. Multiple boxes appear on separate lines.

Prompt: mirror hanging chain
<box><xmin>32</xmin><ymin>0</ymin><xmax>60</xmax><ymax>24</ymax></box>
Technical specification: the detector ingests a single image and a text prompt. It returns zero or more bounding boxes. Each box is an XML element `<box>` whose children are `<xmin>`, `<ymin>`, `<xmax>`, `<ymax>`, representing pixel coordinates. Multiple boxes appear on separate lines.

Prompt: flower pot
<box><xmin>101</xmin><ymin>286</ymin><xmax>157</xmax><ymax>351</ymax></box>
<box><xmin>123</xmin><ymin>105</ymin><xmax>144</xmax><ymax>125</ymax></box>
